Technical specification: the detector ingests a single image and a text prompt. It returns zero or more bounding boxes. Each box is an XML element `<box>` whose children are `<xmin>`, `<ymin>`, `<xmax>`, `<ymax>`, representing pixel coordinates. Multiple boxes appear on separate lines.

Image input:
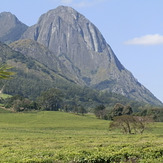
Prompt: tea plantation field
<box><xmin>0</xmin><ymin>111</ymin><xmax>163</xmax><ymax>162</ymax></box>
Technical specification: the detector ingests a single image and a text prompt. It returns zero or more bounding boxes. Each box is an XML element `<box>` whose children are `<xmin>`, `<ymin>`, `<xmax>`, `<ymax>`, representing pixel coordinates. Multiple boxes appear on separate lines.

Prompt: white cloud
<box><xmin>125</xmin><ymin>34</ymin><xmax>163</xmax><ymax>45</ymax></box>
<box><xmin>60</xmin><ymin>0</ymin><xmax>106</xmax><ymax>7</ymax></box>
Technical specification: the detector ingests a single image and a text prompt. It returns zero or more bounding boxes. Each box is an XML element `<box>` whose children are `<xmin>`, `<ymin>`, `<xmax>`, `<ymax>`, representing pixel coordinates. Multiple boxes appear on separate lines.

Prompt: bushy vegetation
<box><xmin>110</xmin><ymin>115</ymin><xmax>153</xmax><ymax>134</ymax></box>
<box><xmin>1</xmin><ymin>86</ymin><xmax>133</xmax><ymax>110</ymax></box>
<box><xmin>4</xmin><ymin>95</ymin><xmax>39</xmax><ymax>112</ymax></box>
<box><xmin>93</xmin><ymin>102</ymin><xmax>163</xmax><ymax>122</ymax></box>
<box><xmin>0</xmin><ymin>111</ymin><xmax>162</xmax><ymax>162</ymax></box>
<box><xmin>2</xmin><ymin>86</ymin><xmax>163</xmax><ymax>123</ymax></box>
<box><xmin>137</xmin><ymin>106</ymin><xmax>163</xmax><ymax>122</ymax></box>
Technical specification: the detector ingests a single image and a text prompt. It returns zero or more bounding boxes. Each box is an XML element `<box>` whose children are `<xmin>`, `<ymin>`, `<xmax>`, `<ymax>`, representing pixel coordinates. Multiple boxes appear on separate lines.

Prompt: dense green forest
<box><xmin>1</xmin><ymin>85</ymin><xmax>163</xmax><ymax>122</ymax></box>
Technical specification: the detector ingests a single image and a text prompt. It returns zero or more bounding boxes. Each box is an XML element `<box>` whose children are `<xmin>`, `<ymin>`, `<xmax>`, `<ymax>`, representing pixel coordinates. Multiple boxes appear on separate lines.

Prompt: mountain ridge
<box><xmin>21</xmin><ymin>6</ymin><xmax>162</xmax><ymax>105</ymax></box>
<box><xmin>0</xmin><ymin>6</ymin><xmax>162</xmax><ymax>106</ymax></box>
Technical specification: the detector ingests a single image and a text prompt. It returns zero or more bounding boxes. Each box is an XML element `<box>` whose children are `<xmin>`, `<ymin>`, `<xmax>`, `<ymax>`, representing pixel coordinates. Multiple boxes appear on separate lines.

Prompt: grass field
<box><xmin>0</xmin><ymin>111</ymin><xmax>162</xmax><ymax>162</ymax></box>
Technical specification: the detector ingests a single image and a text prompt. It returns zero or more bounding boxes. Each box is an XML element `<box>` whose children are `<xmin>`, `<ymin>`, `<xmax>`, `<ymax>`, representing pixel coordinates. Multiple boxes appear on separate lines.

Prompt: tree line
<box><xmin>1</xmin><ymin>87</ymin><xmax>162</xmax><ymax>122</ymax></box>
<box><xmin>0</xmin><ymin>63</ymin><xmax>160</xmax><ymax>135</ymax></box>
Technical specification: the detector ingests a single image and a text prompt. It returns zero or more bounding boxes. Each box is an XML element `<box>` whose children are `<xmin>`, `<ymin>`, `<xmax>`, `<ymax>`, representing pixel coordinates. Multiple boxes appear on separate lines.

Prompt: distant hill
<box><xmin>0</xmin><ymin>12</ymin><xmax>28</xmax><ymax>43</ymax></box>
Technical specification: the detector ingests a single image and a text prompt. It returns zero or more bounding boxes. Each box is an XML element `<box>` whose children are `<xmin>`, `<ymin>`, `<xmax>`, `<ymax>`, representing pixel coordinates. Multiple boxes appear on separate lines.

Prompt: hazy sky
<box><xmin>1</xmin><ymin>0</ymin><xmax>163</xmax><ymax>102</ymax></box>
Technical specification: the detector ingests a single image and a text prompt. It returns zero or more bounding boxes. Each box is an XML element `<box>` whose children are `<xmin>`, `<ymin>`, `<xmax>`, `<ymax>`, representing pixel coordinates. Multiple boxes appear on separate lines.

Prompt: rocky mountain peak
<box><xmin>46</xmin><ymin>6</ymin><xmax>82</xmax><ymax>21</ymax></box>
<box><xmin>0</xmin><ymin>12</ymin><xmax>18</xmax><ymax>36</ymax></box>
<box><xmin>23</xmin><ymin>5</ymin><xmax>106</xmax><ymax>53</ymax></box>
<box><xmin>0</xmin><ymin>12</ymin><xmax>17</xmax><ymax>22</ymax></box>
<box><xmin>0</xmin><ymin>11</ymin><xmax>28</xmax><ymax>43</ymax></box>
<box><xmin>19</xmin><ymin>6</ymin><xmax>163</xmax><ymax>105</ymax></box>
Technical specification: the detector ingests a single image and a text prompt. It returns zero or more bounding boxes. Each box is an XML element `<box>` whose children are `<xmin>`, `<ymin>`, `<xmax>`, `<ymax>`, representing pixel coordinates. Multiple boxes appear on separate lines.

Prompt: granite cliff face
<box><xmin>10</xmin><ymin>39</ymin><xmax>83</xmax><ymax>84</ymax></box>
<box><xmin>0</xmin><ymin>12</ymin><xmax>28</xmax><ymax>43</ymax></box>
<box><xmin>20</xmin><ymin>6</ymin><xmax>162</xmax><ymax>105</ymax></box>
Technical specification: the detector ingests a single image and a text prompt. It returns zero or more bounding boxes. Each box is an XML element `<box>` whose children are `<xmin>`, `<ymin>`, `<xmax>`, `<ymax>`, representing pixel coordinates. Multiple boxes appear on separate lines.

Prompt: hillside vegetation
<box><xmin>0</xmin><ymin>111</ymin><xmax>162</xmax><ymax>162</ymax></box>
<box><xmin>0</xmin><ymin>41</ymin><xmax>147</xmax><ymax>110</ymax></box>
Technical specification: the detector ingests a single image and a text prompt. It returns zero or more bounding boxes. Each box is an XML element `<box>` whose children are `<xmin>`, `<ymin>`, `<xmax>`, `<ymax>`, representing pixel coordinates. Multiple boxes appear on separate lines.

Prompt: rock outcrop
<box><xmin>0</xmin><ymin>12</ymin><xmax>28</xmax><ymax>43</ymax></box>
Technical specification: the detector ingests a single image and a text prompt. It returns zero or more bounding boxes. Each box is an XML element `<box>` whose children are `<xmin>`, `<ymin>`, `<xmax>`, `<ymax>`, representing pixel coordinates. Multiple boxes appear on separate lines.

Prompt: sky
<box><xmin>0</xmin><ymin>0</ymin><xmax>163</xmax><ymax>102</ymax></box>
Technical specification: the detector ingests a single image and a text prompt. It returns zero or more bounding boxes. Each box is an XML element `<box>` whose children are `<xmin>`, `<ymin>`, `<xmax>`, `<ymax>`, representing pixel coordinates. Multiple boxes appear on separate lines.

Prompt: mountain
<box><xmin>0</xmin><ymin>41</ymin><xmax>75</xmax><ymax>99</ymax></box>
<box><xmin>10</xmin><ymin>39</ymin><xmax>83</xmax><ymax>84</ymax></box>
<box><xmin>1</xmin><ymin>42</ymin><xmax>146</xmax><ymax>110</ymax></box>
<box><xmin>0</xmin><ymin>12</ymin><xmax>28</xmax><ymax>43</ymax></box>
<box><xmin>20</xmin><ymin>6</ymin><xmax>162</xmax><ymax>106</ymax></box>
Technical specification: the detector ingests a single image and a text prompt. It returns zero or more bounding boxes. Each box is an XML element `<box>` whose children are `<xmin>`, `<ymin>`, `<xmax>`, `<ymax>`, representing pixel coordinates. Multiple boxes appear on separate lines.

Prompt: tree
<box><xmin>37</xmin><ymin>88</ymin><xmax>63</xmax><ymax>111</ymax></box>
<box><xmin>110</xmin><ymin>115</ymin><xmax>153</xmax><ymax>134</ymax></box>
<box><xmin>110</xmin><ymin>103</ymin><xmax>133</xmax><ymax>120</ymax></box>
<box><xmin>5</xmin><ymin>95</ymin><xmax>39</xmax><ymax>112</ymax></box>
<box><xmin>123</xmin><ymin>105</ymin><xmax>133</xmax><ymax>115</ymax></box>
<box><xmin>94</xmin><ymin>104</ymin><xmax>106</xmax><ymax>119</ymax></box>
<box><xmin>78</xmin><ymin>105</ymin><xmax>87</xmax><ymax>115</ymax></box>
<box><xmin>133</xmin><ymin>116</ymin><xmax>153</xmax><ymax>134</ymax></box>
<box><xmin>112</xmin><ymin>103</ymin><xmax>124</xmax><ymax>116</ymax></box>
<box><xmin>138</xmin><ymin>107</ymin><xmax>163</xmax><ymax>122</ymax></box>
<box><xmin>13</xmin><ymin>99</ymin><xmax>22</xmax><ymax>112</ymax></box>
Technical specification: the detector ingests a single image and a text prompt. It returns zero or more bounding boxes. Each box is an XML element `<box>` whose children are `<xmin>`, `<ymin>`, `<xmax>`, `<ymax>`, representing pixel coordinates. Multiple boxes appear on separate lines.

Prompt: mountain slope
<box><xmin>21</xmin><ymin>6</ymin><xmax>162</xmax><ymax>105</ymax></box>
<box><xmin>10</xmin><ymin>39</ymin><xmax>83</xmax><ymax>84</ymax></box>
<box><xmin>1</xmin><ymin>42</ymin><xmax>146</xmax><ymax>109</ymax></box>
<box><xmin>0</xmin><ymin>12</ymin><xmax>28</xmax><ymax>43</ymax></box>
<box><xmin>0</xmin><ymin>42</ymin><xmax>75</xmax><ymax>99</ymax></box>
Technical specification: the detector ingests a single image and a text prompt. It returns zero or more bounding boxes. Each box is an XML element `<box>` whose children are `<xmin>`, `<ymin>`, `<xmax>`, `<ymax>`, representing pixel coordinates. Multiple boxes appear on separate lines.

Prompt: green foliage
<box><xmin>0</xmin><ymin>93</ymin><xmax>12</xmax><ymax>99</ymax></box>
<box><xmin>0</xmin><ymin>111</ymin><xmax>162</xmax><ymax>162</ymax></box>
<box><xmin>37</xmin><ymin>88</ymin><xmax>63</xmax><ymax>111</ymax></box>
<box><xmin>110</xmin><ymin>115</ymin><xmax>153</xmax><ymax>134</ymax></box>
<box><xmin>138</xmin><ymin>107</ymin><xmax>163</xmax><ymax>122</ymax></box>
<box><xmin>112</xmin><ymin>103</ymin><xmax>124</xmax><ymax>116</ymax></box>
<box><xmin>34</xmin><ymin>84</ymin><xmax>145</xmax><ymax>113</ymax></box>
<box><xmin>123</xmin><ymin>105</ymin><xmax>133</xmax><ymax>115</ymax></box>
<box><xmin>4</xmin><ymin>95</ymin><xmax>39</xmax><ymax>111</ymax></box>
<box><xmin>94</xmin><ymin>104</ymin><xmax>107</xmax><ymax>119</ymax></box>
<box><xmin>108</xmin><ymin>103</ymin><xmax>133</xmax><ymax>120</ymax></box>
<box><xmin>2</xmin><ymin>69</ymin><xmax>55</xmax><ymax>99</ymax></box>
<box><xmin>77</xmin><ymin>105</ymin><xmax>87</xmax><ymax>115</ymax></box>
<box><xmin>93</xmin><ymin>103</ymin><xmax>134</xmax><ymax>121</ymax></box>
<box><xmin>0</xmin><ymin>64</ymin><xmax>15</xmax><ymax>79</ymax></box>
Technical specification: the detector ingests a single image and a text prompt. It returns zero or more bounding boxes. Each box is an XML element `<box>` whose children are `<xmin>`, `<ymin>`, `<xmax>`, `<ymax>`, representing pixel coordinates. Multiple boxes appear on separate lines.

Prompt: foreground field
<box><xmin>0</xmin><ymin>111</ymin><xmax>163</xmax><ymax>162</ymax></box>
